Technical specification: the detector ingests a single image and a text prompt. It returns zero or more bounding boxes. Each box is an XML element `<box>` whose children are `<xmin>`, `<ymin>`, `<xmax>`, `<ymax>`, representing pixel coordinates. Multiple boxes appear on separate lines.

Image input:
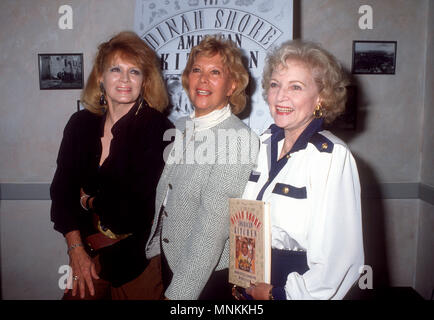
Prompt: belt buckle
<box><xmin>97</xmin><ymin>218</ymin><xmax>131</xmax><ymax>240</ymax></box>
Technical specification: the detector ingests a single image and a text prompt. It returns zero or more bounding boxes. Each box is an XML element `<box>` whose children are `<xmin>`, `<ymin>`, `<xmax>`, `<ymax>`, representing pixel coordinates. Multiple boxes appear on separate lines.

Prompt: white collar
<box><xmin>189</xmin><ymin>105</ymin><xmax>231</xmax><ymax>132</ymax></box>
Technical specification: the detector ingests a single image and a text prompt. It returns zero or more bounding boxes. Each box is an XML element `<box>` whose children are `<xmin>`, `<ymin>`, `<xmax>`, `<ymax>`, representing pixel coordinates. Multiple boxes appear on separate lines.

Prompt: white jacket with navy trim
<box><xmin>242</xmin><ymin>118</ymin><xmax>364</xmax><ymax>300</ymax></box>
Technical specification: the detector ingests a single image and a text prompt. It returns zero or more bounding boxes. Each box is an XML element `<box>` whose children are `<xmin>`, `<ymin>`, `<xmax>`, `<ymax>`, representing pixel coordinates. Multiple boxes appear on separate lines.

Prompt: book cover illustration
<box><xmin>229</xmin><ymin>198</ymin><xmax>271</xmax><ymax>288</ymax></box>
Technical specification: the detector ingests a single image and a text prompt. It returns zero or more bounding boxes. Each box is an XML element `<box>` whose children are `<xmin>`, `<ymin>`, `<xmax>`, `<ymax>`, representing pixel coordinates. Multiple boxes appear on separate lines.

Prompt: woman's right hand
<box><xmin>65</xmin><ymin>231</ymin><xmax>99</xmax><ymax>298</ymax></box>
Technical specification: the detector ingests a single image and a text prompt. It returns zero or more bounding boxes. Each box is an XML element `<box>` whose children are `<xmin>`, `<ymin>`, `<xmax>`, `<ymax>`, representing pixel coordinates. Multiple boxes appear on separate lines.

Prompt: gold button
<box><xmin>322</xmin><ymin>143</ymin><xmax>328</xmax><ymax>150</ymax></box>
<box><xmin>286</xmin><ymin>154</ymin><xmax>290</xmax><ymax>159</ymax></box>
<box><xmin>283</xmin><ymin>187</ymin><xmax>289</xmax><ymax>194</ymax></box>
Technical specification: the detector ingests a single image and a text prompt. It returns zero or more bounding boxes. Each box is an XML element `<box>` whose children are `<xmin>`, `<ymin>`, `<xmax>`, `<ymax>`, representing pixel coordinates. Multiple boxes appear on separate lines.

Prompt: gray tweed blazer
<box><xmin>145</xmin><ymin>113</ymin><xmax>259</xmax><ymax>299</ymax></box>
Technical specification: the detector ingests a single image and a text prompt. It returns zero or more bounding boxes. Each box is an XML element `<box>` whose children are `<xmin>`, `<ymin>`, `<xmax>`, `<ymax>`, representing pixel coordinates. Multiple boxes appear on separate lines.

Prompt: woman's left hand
<box><xmin>245</xmin><ymin>282</ymin><xmax>273</xmax><ymax>300</ymax></box>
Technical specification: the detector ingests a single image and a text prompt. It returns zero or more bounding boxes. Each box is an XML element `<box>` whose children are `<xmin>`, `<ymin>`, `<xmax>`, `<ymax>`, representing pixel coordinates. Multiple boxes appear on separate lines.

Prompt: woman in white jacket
<box><xmin>240</xmin><ymin>40</ymin><xmax>364</xmax><ymax>300</ymax></box>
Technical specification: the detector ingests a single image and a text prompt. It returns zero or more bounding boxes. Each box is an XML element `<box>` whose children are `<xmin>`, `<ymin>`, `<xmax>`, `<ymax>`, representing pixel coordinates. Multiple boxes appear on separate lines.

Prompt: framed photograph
<box><xmin>352</xmin><ymin>41</ymin><xmax>397</xmax><ymax>74</ymax></box>
<box><xmin>38</xmin><ymin>53</ymin><xmax>84</xmax><ymax>89</ymax></box>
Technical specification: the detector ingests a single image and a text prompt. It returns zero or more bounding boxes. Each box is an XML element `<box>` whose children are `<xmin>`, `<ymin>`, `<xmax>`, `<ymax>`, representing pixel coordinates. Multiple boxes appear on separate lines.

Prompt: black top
<box><xmin>50</xmin><ymin>100</ymin><xmax>173</xmax><ymax>286</ymax></box>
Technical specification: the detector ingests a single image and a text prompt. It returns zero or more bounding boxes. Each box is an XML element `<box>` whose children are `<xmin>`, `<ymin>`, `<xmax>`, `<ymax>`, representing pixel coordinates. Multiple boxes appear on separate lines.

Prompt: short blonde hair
<box><xmin>262</xmin><ymin>40</ymin><xmax>349</xmax><ymax>123</ymax></box>
<box><xmin>81</xmin><ymin>31</ymin><xmax>168</xmax><ymax>114</ymax></box>
<box><xmin>182</xmin><ymin>35</ymin><xmax>249</xmax><ymax>115</ymax></box>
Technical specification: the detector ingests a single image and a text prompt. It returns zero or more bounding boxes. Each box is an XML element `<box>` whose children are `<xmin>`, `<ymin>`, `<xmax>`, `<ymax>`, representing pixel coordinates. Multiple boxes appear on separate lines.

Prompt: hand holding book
<box><xmin>245</xmin><ymin>282</ymin><xmax>274</xmax><ymax>300</ymax></box>
<box><xmin>232</xmin><ymin>282</ymin><xmax>274</xmax><ymax>300</ymax></box>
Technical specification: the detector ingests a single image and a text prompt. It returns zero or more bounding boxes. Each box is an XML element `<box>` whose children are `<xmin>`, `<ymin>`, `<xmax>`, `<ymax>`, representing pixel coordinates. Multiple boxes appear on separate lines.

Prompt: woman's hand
<box><xmin>245</xmin><ymin>282</ymin><xmax>273</xmax><ymax>300</ymax></box>
<box><xmin>232</xmin><ymin>285</ymin><xmax>246</xmax><ymax>300</ymax></box>
<box><xmin>65</xmin><ymin>231</ymin><xmax>99</xmax><ymax>298</ymax></box>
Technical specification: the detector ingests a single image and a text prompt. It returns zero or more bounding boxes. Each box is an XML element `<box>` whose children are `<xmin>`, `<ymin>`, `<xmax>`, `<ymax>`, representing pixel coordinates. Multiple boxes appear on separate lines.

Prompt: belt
<box><xmin>85</xmin><ymin>233</ymin><xmax>122</xmax><ymax>252</ymax></box>
<box><xmin>85</xmin><ymin>213</ymin><xmax>132</xmax><ymax>252</ymax></box>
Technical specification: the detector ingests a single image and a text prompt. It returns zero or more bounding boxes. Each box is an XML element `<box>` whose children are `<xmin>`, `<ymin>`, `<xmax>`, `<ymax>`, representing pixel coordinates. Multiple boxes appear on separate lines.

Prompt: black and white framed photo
<box><xmin>38</xmin><ymin>53</ymin><xmax>84</xmax><ymax>89</ymax></box>
<box><xmin>352</xmin><ymin>41</ymin><xmax>397</xmax><ymax>75</ymax></box>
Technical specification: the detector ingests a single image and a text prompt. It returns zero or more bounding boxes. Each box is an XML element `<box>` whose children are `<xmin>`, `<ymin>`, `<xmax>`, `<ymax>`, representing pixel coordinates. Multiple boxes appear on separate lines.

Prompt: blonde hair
<box><xmin>262</xmin><ymin>40</ymin><xmax>349</xmax><ymax>123</ymax></box>
<box><xmin>182</xmin><ymin>35</ymin><xmax>249</xmax><ymax>115</ymax></box>
<box><xmin>81</xmin><ymin>31</ymin><xmax>168</xmax><ymax>114</ymax></box>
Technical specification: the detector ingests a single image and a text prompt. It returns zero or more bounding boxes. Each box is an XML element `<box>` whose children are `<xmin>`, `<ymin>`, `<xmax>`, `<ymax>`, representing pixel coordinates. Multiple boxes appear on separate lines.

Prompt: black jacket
<box><xmin>50</xmin><ymin>100</ymin><xmax>173</xmax><ymax>286</ymax></box>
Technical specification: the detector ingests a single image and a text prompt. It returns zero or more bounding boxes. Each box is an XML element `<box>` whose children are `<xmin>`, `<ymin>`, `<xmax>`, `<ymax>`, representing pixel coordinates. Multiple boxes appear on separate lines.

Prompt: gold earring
<box><xmin>313</xmin><ymin>103</ymin><xmax>323</xmax><ymax>118</ymax></box>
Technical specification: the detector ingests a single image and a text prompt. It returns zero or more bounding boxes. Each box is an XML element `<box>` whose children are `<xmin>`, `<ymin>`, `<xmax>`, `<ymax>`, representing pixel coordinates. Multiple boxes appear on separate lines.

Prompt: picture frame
<box><xmin>352</xmin><ymin>41</ymin><xmax>397</xmax><ymax>75</ymax></box>
<box><xmin>38</xmin><ymin>53</ymin><xmax>84</xmax><ymax>89</ymax></box>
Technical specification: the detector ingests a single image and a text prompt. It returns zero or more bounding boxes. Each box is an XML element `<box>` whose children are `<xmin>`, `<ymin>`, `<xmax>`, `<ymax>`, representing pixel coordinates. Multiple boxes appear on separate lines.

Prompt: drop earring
<box><xmin>313</xmin><ymin>103</ymin><xmax>323</xmax><ymax>118</ymax></box>
<box><xmin>135</xmin><ymin>93</ymin><xmax>144</xmax><ymax>115</ymax></box>
<box><xmin>99</xmin><ymin>82</ymin><xmax>107</xmax><ymax>106</ymax></box>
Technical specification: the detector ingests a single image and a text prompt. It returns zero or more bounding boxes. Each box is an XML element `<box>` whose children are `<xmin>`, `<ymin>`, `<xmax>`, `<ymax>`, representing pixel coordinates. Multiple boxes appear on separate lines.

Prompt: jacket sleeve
<box><xmin>50</xmin><ymin>113</ymin><xmax>82</xmax><ymax>235</ymax></box>
<box><xmin>282</xmin><ymin>145</ymin><xmax>364</xmax><ymax>299</ymax></box>
<box><xmin>165</xmin><ymin>132</ymin><xmax>260</xmax><ymax>299</ymax></box>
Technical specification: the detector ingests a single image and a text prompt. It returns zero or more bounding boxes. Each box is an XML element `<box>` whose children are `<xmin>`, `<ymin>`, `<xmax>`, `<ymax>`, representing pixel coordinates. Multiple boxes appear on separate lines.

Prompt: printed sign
<box><xmin>135</xmin><ymin>0</ymin><xmax>293</xmax><ymax>134</ymax></box>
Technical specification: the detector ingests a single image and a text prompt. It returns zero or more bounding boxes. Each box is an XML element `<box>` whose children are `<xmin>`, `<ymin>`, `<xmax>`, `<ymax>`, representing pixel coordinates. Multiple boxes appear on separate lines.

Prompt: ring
<box><xmin>73</xmin><ymin>275</ymin><xmax>79</xmax><ymax>281</ymax></box>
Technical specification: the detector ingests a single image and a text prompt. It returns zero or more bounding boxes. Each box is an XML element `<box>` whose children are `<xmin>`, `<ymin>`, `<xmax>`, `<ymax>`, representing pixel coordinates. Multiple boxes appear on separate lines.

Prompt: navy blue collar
<box><xmin>256</xmin><ymin>118</ymin><xmax>323</xmax><ymax>201</ymax></box>
<box><xmin>269</xmin><ymin>118</ymin><xmax>324</xmax><ymax>155</ymax></box>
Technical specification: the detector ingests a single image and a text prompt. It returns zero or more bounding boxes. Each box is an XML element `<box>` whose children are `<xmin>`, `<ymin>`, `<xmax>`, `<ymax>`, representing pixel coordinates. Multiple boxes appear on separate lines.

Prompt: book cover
<box><xmin>229</xmin><ymin>198</ymin><xmax>271</xmax><ymax>288</ymax></box>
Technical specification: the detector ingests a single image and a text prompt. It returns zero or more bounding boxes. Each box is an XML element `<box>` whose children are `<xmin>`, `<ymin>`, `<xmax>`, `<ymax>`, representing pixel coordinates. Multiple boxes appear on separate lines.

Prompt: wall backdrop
<box><xmin>0</xmin><ymin>0</ymin><xmax>432</xmax><ymax>300</ymax></box>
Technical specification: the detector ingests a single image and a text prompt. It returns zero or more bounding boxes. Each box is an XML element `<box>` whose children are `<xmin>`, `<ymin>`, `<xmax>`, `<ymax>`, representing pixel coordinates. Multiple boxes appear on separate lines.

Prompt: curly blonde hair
<box><xmin>262</xmin><ymin>40</ymin><xmax>349</xmax><ymax>123</ymax></box>
<box><xmin>181</xmin><ymin>35</ymin><xmax>249</xmax><ymax>115</ymax></box>
<box><xmin>81</xmin><ymin>31</ymin><xmax>168</xmax><ymax>115</ymax></box>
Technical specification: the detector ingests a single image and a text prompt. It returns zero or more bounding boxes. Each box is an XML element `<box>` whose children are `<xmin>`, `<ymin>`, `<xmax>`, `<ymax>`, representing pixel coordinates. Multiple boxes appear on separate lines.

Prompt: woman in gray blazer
<box><xmin>144</xmin><ymin>35</ymin><xmax>259</xmax><ymax>300</ymax></box>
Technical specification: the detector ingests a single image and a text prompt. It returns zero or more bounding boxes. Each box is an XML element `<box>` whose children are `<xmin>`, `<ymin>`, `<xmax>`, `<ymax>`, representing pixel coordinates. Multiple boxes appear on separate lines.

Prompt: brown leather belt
<box><xmin>85</xmin><ymin>232</ymin><xmax>122</xmax><ymax>252</ymax></box>
<box><xmin>85</xmin><ymin>213</ymin><xmax>132</xmax><ymax>252</ymax></box>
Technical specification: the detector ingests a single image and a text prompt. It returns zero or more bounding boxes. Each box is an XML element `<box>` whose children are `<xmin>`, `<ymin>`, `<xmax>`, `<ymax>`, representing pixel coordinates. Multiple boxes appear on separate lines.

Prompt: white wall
<box><xmin>415</xmin><ymin>201</ymin><xmax>434</xmax><ymax>299</ymax></box>
<box><xmin>415</xmin><ymin>0</ymin><xmax>434</xmax><ymax>300</ymax></box>
<box><xmin>0</xmin><ymin>201</ymin><xmax>66</xmax><ymax>299</ymax></box>
<box><xmin>0</xmin><ymin>0</ymin><xmax>136</xmax><ymax>300</ymax></box>
<box><xmin>421</xmin><ymin>0</ymin><xmax>434</xmax><ymax>186</ymax></box>
<box><xmin>0</xmin><ymin>0</ymin><xmax>432</xmax><ymax>299</ymax></box>
<box><xmin>301</xmin><ymin>0</ymin><xmax>427</xmax><ymax>183</ymax></box>
<box><xmin>301</xmin><ymin>0</ymin><xmax>433</xmax><ymax>299</ymax></box>
<box><xmin>0</xmin><ymin>0</ymin><xmax>135</xmax><ymax>183</ymax></box>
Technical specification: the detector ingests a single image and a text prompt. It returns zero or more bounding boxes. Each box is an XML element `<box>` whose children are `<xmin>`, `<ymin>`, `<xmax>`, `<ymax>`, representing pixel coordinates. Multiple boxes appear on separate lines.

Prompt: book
<box><xmin>228</xmin><ymin>198</ymin><xmax>271</xmax><ymax>288</ymax></box>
